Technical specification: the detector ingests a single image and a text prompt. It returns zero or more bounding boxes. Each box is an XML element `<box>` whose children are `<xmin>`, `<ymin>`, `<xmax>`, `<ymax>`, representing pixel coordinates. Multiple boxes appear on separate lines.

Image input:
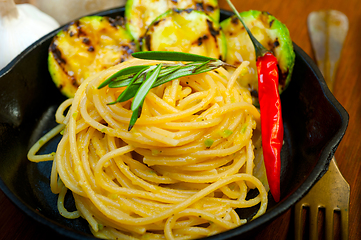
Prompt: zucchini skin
<box><xmin>141</xmin><ymin>9</ymin><xmax>227</xmax><ymax>60</ymax></box>
<box><xmin>48</xmin><ymin>16</ymin><xmax>137</xmax><ymax>98</ymax></box>
<box><xmin>221</xmin><ymin>10</ymin><xmax>295</xmax><ymax>94</ymax></box>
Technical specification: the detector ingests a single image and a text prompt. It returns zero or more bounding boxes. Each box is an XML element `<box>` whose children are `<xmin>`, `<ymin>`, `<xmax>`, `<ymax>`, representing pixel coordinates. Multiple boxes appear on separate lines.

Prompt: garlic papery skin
<box><xmin>0</xmin><ymin>0</ymin><xmax>59</xmax><ymax>70</ymax></box>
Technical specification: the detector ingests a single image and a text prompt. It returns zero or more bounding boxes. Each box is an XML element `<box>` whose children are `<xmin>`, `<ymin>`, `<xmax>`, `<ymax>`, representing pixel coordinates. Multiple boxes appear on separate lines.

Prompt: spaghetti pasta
<box><xmin>28</xmin><ymin>58</ymin><xmax>268</xmax><ymax>240</ymax></box>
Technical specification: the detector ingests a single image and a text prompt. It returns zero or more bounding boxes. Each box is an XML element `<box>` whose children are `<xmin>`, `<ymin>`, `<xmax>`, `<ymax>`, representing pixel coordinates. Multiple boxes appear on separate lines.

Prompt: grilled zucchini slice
<box><xmin>49</xmin><ymin>16</ymin><xmax>137</xmax><ymax>98</ymax></box>
<box><xmin>142</xmin><ymin>9</ymin><xmax>226</xmax><ymax>60</ymax></box>
<box><xmin>125</xmin><ymin>0</ymin><xmax>219</xmax><ymax>44</ymax></box>
<box><xmin>221</xmin><ymin>10</ymin><xmax>295</xmax><ymax>96</ymax></box>
<box><xmin>125</xmin><ymin>0</ymin><xmax>169</xmax><ymax>45</ymax></box>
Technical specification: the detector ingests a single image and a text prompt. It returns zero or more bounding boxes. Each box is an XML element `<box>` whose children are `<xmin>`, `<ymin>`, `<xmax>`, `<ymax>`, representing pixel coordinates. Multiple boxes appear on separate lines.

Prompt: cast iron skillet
<box><xmin>0</xmin><ymin>7</ymin><xmax>349</xmax><ymax>240</ymax></box>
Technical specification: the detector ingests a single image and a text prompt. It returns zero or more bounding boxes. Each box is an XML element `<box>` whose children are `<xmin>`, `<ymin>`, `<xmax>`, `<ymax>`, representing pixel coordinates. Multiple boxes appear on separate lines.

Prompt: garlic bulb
<box><xmin>29</xmin><ymin>0</ymin><xmax>126</xmax><ymax>25</ymax></box>
<box><xmin>0</xmin><ymin>0</ymin><xmax>59</xmax><ymax>70</ymax></box>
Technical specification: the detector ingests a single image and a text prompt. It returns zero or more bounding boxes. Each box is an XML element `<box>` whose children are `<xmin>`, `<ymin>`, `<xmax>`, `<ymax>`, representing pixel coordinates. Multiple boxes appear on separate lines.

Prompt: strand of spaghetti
<box><xmin>164</xmin><ymin>79</ymin><xmax>180</xmax><ymax>106</ymax></box>
<box><xmin>150</xmin><ymin>117</ymin><xmax>248</xmax><ymax>155</ymax></box>
<box><xmin>100</xmin><ymin>227</ymin><xmax>139</xmax><ymax>240</ymax></box>
<box><xmin>91</xmin><ymin>88</ymin><xmax>126</xmax><ymax>130</ymax></box>
<box><xmin>138</xmin><ymin>142</ymin><xmax>205</xmax><ymax>157</ymax></box>
<box><xmin>92</xmin><ymin>173</ymin><xmax>265</xmax><ymax>225</ymax></box>
<box><xmin>86</xmin><ymin>199</ymin><xmax>149</xmax><ymax>235</ymax></box>
<box><xmin>56</xmin><ymin>137</ymin><xmax>77</xmax><ymax>186</ymax></box>
<box><xmin>93</xmin><ymin>158</ymin><xmax>190</xmax><ymax>203</ymax></box>
<box><xmin>220</xmin><ymin>181</ymin><xmax>245</xmax><ymax>199</ymax></box>
<box><xmin>57</xmin><ymin>185</ymin><xmax>80</xmax><ymax>219</ymax></box>
<box><xmin>203</xmin><ymin>196</ymin><xmax>262</xmax><ymax>208</ymax></box>
<box><xmin>189</xmin><ymin>143</ymin><xmax>244</xmax><ymax>158</ymax></box>
<box><xmin>55</xmin><ymin>98</ymin><xmax>73</xmax><ymax>124</ymax></box>
<box><xmin>137</xmin><ymin>118</ymin><xmax>237</xmax><ymax>155</ymax></box>
<box><xmin>27</xmin><ymin>123</ymin><xmax>64</xmax><ymax>162</ymax></box>
<box><xmin>172</xmin><ymin>227</ymin><xmax>211</xmax><ymax>238</ymax></box>
<box><xmin>94</xmin><ymin>144</ymin><xmax>163</xmax><ymax>193</ymax></box>
<box><xmin>133</xmin><ymin>87</ymin><xmax>215</xmax><ymax>125</ymax></box>
<box><xmin>227</xmin><ymin>61</ymin><xmax>250</xmax><ymax>90</ymax></box>
<box><xmin>205</xmin><ymin>102</ymin><xmax>260</xmax><ymax>123</ymax></box>
<box><xmin>237</xmin><ymin>180</ymin><xmax>248</xmax><ymax>201</ymax></box>
<box><xmin>50</xmin><ymin>155</ymin><xmax>62</xmax><ymax>194</ymax></box>
<box><xmin>67</xmin><ymin>71</ymin><xmax>106</xmax><ymax>197</ymax></box>
<box><xmin>74</xmin><ymin>109</ymin><xmax>103</xmax><ymax>134</ymax></box>
<box><xmin>164</xmin><ymin>208</ymin><xmax>239</xmax><ymax>240</ymax></box>
<box><xmin>94</xmin><ymin>98</ymin><xmax>125</xmax><ymax>130</ymax></box>
<box><xmin>229</xmin><ymin>209</ymin><xmax>243</xmax><ymax>226</ymax></box>
<box><xmin>176</xmin><ymin>89</ymin><xmax>208</xmax><ymax>110</ymax></box>
<box><xmin>153</xmin><ymin>153</ymin><xmax>246</xmax><ymax>183</ymax></box>
<box><xmin>123</xmin><ymin>161</ymin><xmax>177</xmax><ymax>184</ymax></box>
<box><xmin>212</xmin><ymin>66</ymin><xmax>231</xmax><ymax>82</ymax></box>
<box><xmin>106</xmin><ymin>138</ymin><xmax>196</xmax><ymax>198</ymax></box>
<box><xmin>136</xmin><ymin>127</ymin><xmax>179</xmax><ymax>146</ymax></box>
<box><xmin>73</xmin><ymin>194</ymin><xmax>103</xmax><ymax>232</ymax></box>
<box><xmin>160</xmin><ymin>117</ymin><xmax>223</xmax><ymax>130</ymax></box>
<box><xmin>146</xmin><ymin>91</ymin><xmax>180</xmax><ymax>113</ymax></box>
<box><xmin>79</xmin><ymin>127</ymin><xmax>100</xmax><ymax>191</ymax></box>
<box><xmin>169</xmin><ymin>155</ymin><xmax>234</xmax><ymax>171</ymax></box>
<box><xmin>139</xmin><ymin>123</ymin><xmax>252</xmax><ymax>165</ymax></box>
<box><xmin>56</xmin><ymin>107</ymin><xmax>88</xmax><ymax>196</ymax></box>
<box><xmin>246</xmin><ymin>138</ymin><xmax>255</xmax><ymax>177</ymax></box>
<box><xmin>79</xmin><ymin>96</ymin><xmax>163</xmax><ymax>147</ymax></box>
<box><xmin>162</xmin><ymin>129</ymin><xmax>206</xmax><ymax>146</ymax></box>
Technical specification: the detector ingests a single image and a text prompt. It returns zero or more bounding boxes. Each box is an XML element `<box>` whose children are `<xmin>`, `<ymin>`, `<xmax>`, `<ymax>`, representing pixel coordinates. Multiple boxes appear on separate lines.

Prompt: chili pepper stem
<box><xmin>225</xmin><ymin>0</ymin><xmax>269</xmax><ymax>58</ymax></box>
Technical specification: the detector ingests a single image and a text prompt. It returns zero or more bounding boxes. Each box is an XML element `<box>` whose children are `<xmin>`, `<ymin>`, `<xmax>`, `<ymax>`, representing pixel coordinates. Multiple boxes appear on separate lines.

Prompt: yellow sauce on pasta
<box><xmin>28</xmin><ymin>58</ymin><xmax>268</xmax><ymax>240</ymax></box>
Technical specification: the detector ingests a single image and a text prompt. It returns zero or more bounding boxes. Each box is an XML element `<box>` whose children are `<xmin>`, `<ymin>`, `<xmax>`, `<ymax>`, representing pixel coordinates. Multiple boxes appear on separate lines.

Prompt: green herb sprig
<box><xmin>98</xmin><ymin>51</ymin><xmax>234</xmax><ymax>131</ymax></box>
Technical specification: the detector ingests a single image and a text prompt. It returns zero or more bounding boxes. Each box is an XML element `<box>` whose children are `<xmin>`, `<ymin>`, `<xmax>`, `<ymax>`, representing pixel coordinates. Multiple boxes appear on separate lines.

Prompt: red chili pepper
<box><xmin>257</xmin><ymin>52</ymin><xmax>283</xmax><ymax>202</ymax></box>
<box><xmin>226</xmin><ymin>0</ymin><xmax>284</xmax><ymax>202</ymax></box>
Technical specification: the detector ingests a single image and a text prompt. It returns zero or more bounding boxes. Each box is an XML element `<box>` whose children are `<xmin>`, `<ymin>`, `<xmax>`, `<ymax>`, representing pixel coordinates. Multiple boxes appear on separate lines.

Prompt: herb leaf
<box><xmin>127</xmin><ymin>64</ymin><xmax>162</xmax><ymax>130</ymax></box>
<box><xmin>98</xmin><ymin>65</ymin><xmax>151</xmax><ymax>89</ymax></box>
<box><xmin>132</xmin><ymin>51</ymin><xmax>217</xmax><ymax>62</ymax></box>
<box><xmin>131</xmin><ymin>63</ymin><xmax>162</xmax><ymax>111</ymax></box>
<box><xmin>129</xmin><ymin>106</ymin><xmax>142</xmax><ymax>131</ymax></box>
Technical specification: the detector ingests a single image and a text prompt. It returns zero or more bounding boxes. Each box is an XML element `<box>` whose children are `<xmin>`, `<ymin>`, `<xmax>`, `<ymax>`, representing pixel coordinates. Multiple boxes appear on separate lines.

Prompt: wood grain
<box><xmin>1</xmin><ymin>0</ymin><xmax>360</xmax><ymax>239</ymax></box>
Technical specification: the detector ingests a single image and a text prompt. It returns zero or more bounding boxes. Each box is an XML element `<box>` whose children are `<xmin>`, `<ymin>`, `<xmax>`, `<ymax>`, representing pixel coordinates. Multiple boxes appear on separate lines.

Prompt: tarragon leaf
<box><xmin>128</xmin><ymin>105</ymin><xmax>142</xmax><ymax>131</ymax></box>
<box><xmin>107</xmin><ymin>69</ymin><xmax>146</xmax><ymax>104</ymax></box>
<box><xmin>98</xmin><ymin>65</ymin><xmax>151</xmax><ymax>89</ymax></box>
<box><xmin>131</xmin><ymin>63</ymin><xmax>163</xmax><ymax>111</ymax></box>
<box><xmin>132</xmin><ymin>51</ymin><xmax>217</xmax><ymax>62</ymax></box>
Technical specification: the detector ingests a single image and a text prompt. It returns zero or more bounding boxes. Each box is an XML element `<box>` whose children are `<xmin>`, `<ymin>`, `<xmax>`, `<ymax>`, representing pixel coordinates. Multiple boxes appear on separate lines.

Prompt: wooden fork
<box><xmin>294</xmin><ymin>10</ymin><xmax>350</xmax><ymax>240</ymax></box>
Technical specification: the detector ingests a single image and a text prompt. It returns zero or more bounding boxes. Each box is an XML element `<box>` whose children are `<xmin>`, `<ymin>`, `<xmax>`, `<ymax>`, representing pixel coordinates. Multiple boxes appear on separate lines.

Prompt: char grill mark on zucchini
<box><xmin>221</xmin><ymin>10</ymin><xmax>295</xmax><ymax>99</ymax></box>
<box><xmin>48</xmin><ymin>16</ymin><xmax>137</xmax><ymax>98</ymax></box>
<box><xmin>142</xmin><ymin>9</ymin><xmax>226</xmax><ymax>60</ymax></box>
<box><xmin>49</xmin><ymin>43</ymin><xmax>78</xmax><ymax>90</ymax></box>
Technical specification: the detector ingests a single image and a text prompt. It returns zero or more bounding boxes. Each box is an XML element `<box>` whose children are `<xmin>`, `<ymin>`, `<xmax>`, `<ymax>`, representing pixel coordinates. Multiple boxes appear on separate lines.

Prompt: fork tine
<box><xmin>309</xmin><ymin>204</ymin><xmax>320</xmax><ymax>240</ymax></box>
<box><xmin>294</xmin><ymin>203</ymin><xmax>305</xmax><ymax>240</ymax></box>
<box><xmin>340</xmin><ymin>207</ymin><xmax>349</xmax><ymax>240</ymax></box>
<box><xmin>325</xmin><ymin>208</ymin><xmax>334</xmax><ymax>240</ymax></box>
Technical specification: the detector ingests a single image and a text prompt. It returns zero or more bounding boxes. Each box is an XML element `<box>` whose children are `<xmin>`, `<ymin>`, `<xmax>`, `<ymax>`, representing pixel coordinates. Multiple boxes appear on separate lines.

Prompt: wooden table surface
<box><xmin>1</xmin><ymin>0</ymin><xmax>360</xmax><ymax>239</ymax></box>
